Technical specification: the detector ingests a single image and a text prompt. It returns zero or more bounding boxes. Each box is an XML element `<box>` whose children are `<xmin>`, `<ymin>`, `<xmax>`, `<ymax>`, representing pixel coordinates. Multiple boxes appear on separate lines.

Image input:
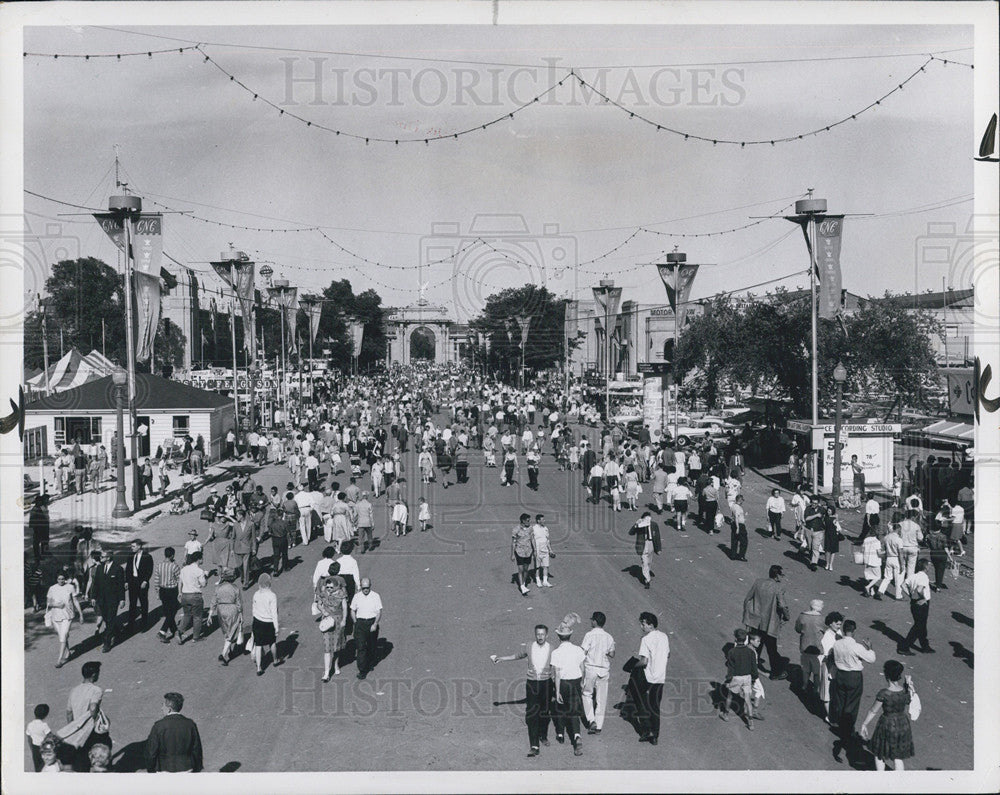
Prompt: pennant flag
<box><xmin>349</xmin><ymin>320</ymin><xmax>365</xmax><ymax>356</ymax></box>
<box><xmin>132</xmin><ymin>214</ymin><xmax>163</xmax><ymax>274</ymax></box>
<box><xmin>656</xmin><ymin>262</ymin><xmax>700</xmax><ymax>328</ymax></box>
<box><xmin>267</xmin><ymin>285</ymin><xmax>298</xmax><ymax>355</ymax></box>
<box><xmin>785</xmin><ymin>213</ymin><xmax>846</xmax><ymax>320</ymax></box>
<box><xmin>592</xmin><ymin>284</ymin><xmax>623</xmax><ymax>325</ymax></box>
<box><xmin>514</xmin><ymin>313</ymin><xmax>531</xmax><ymax>347</ymax></box>
<box><xmin>93</xmin><ymin>212</ymin><xmax>126</xmax><ymax>251</ymax></box>
<box><xmin>134</xmin><ymin>270</ymin><xmax>162</xmax><ymax>362</ymax></box>
<box><xmin>976</xmin><ymin>112</ymin><xmax>998</xmax><ymax>161</ymax></box>
<box><xmin>299</xmin><ymin>295</ymin><xmax>323</xmax><ymax>346</ymax></box>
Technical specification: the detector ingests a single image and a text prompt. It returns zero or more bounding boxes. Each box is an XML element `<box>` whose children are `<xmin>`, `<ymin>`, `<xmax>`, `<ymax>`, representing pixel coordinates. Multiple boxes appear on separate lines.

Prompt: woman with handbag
<box><xmin>822</xmin><ymin>504</ymin><xmax>841</xmax><ymax>571</ymax></box>
<box><xmin>315</xmin><ymin>568</ymin><xmax>348</xmax><ymax>682</ymax></box>
<box><xmin>859</xmin><ymin>659</ymin><xmax>917</xmax><ymax>771</ymax></box>
<box><xmin>46</xmin><ymin>568</ymin><xmax>82</xmax><ymax>668</ymax></box>
<box><xmin>209</xmin><ymin>568</ymin><xmax>243</xmax><ymax>666</ymax></box>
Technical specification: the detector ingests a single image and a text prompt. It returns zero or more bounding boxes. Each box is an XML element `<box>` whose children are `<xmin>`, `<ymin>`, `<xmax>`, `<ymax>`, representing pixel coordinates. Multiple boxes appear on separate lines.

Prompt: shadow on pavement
<box><xmin>869</xmin><ymin>619</ymin><xmax>906</xmax><ymax>647</ymax></box>
<box><xmin>948</xmin><ymin>640</ymin><xmax>974</xmax><ymax>669</ymax></box>
<box><xmin>951</xmin><ymin>610</ymin><xmax>973</xmax><ymax>628</ymax></box>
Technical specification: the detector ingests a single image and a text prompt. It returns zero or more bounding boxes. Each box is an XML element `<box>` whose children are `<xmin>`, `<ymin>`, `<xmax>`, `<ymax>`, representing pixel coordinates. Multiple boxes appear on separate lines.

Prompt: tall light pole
<box><xmin>268</xmin><ymin>279</ymin><xmax>294</xmax><ymax>424</ymax></box>
<box><xmin>111</xmin><ymin>366</ymin><xmax>131</xmax><ymax>518</ymax></box>
<box><xmin>831</xmin><ymin>361</ymin><xmax>847</xmax><ymax>500</ymax></box>
<box><xmin>592</xmin><ymin>280</ymin><xmax>622</xmax><ymax>421</ymax></box>
<box><xmin>37</xmin><ymin>295</ymin><xmax>51</xmax><ymax>396</ymax></box>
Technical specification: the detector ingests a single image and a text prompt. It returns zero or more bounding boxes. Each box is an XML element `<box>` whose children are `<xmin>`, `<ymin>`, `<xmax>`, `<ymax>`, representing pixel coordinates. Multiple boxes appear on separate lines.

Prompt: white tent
<box><xmin>26</xmin><ymin>347</ymin><xmax>116</xmax><ymax>397</ymax></box>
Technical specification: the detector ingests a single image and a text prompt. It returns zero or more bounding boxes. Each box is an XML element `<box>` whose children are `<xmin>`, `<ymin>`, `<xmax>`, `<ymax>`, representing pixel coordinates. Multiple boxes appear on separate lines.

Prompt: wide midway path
<box><xmin>24</xmin><ymin>428</ymin><xmax>973</xmax><ymax>771</ymax></box>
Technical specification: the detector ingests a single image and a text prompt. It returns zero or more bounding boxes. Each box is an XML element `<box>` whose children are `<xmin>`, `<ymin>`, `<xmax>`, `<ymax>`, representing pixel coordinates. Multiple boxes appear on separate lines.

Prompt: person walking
<box><xmin>46</xmin><ymin>569</ymin><xmax>82</xmax><ymax>668</ymax></box>
<box><xmin>58</xmin><ymin>661</ymin><xmax>112</xmax><ymax>771</ymax></box>
<box><xmin>633</xmin><ymin>611</ymin><xmax>670</xmax><ymax>745</ymax></box>
<box><xmin>90</xmin><ymin>549</ymin><xmax>126</xmax><ymax>653</ymax></box>
<box><xmin>828</xmin><ymin>618</ymin><xmax>876</xmax><ymax>758</ymax></box>
<box><xmin>925</xmin><ymin>522</ymin><xmax>954</xmax><ymax>592</ymax></box>
<box><xmin>144</xmin><ymin>692</ymin><xmax>203</xmax><ymax>772</ymax></box>
<box><xmin>531</xmin><ymin>514</ymin><xmax>554</xmax><ymax>588</ymax></box>
<box><xmin>794</xmin><ymin>599</ymin><xmax>826</xmax><ymax>706</ymax></box>
<box><xmin>177</xmin><ymin>551</ymin><xmax>208</xmax><ymax>645</ymax></box>
<box><xmin>154</xmin><ymin>547</ymin><xmax>181</xmax><ymax>643</ymax></box>
<box><xmin>550</xmin><ymin>613</ymin><xmax>586</xmax><ymax>757</ymax></box>
<box><xmin>742</xmin><ymin>564</ymin><xmax>790</xmax><ymax>679</ymax></box>
<box><xmin>492</xmin><ymin>624</ymin><xmax>554</xmax><ymax>758</ymax></box>
<box><xmin>766</xmin><ymin>489</ymin><xmax>786</xmax><ymax>540</ymax></box>
<box><xmin>719</xmin><ymin>628</ymin><xmax>760</xmax><ymax>728</ymax></box>
<box><xmin>355</xmin><ymin>492</ymin><xmax>375</xmax><ymax>553</ymax></box>
<box><xmin>350</xmin><ymin>577</ymin><xmax>383</xmax><ymax>680</ymax></box>
<box><xmin>581</xmin><ymin>612</ymin><xmax>615</xmax><ymax>735</ymax></box>
<box><xmin>861</xmin><ymin>530</ymin><xmax>885</xmax><ymax>599</ymax></box>
<box><xmin>860</xmin><ymin>660</ymin><xmax>917</xmax><ymax>771</ymax></box>
<box><xmin>125</xmin><ymin>539</ymin><xmax>154</xmax><ymax>633</ymax></box>
<box><xmin>822</xmin><ymin>504</ymin><xmax>842</xmax><ymax>571</ymax></box>
<box><xmin>898</xmin><ymin>509</ymin><xmax>923</xmax><ymax>578</ymax></box>
<box><xmin>898</xmin><ymin>559</ymin><xmax>934</xmax><ymax>655</ymax></box>
<box><xmin>672</xmin><ymin>477</ymin><xmax>692</xmax><ymax>532</ymax></box>
<box><xmin>208</xmin><ymin>568</ymin><xmax>243</xmax><ymax>666</ymax></box>
<box><xmin>877</xmin><ymin>521</ymin><xmax>905</xmax><ymax>600</ymax></box>
<box><xmin>587</xmin><ymin>460</ymin><xmax>604</xmax><ymax>504</ymax></box>
<box><xmin>29</xmin><ymin>494</ymin><xmax>51</xmax><ymax>559</ymax></box>
<box><xmin>315</xmin><ymin>570</ymin><xmax>348</xmax><ymax>681</ymax></box>
<box><xmin>729</xmin><ymin>494</ymin><xmax>748</xmax><ymax>561</ymax></box>
<box><xmin>250</xmin><ymin>573</ymin><xmax>283</xmax><ymax>675</ymax></box>
<box><xmin>233</xmin><ymin>508</ymin><xmax>259</xmax><ymax>590</ymax></box>
<box><xmin>511</xmin><ymin>513</ymin><xmax>536</xmax><ymax>596</ymax></box>
<box><xmin>629</xmin><ymin>512</ymin><xmax>662</xmax><ymax>589</ymax></box>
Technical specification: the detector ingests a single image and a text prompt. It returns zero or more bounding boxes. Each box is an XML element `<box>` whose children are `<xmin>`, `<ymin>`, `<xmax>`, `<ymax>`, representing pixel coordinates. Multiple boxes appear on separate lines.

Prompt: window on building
<box><xmin>172</xmin><ymin>415</ymin><xmax>191</xmax><ymax>436</ymax></box>
<box><xmin>55</xmin><ymin>417</ymin><xmax>101</xmax><ymax>448</ymax></box>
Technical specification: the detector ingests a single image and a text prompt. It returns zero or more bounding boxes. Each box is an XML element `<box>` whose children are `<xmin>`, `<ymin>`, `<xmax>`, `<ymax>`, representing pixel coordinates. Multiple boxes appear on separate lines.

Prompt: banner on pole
<box><xmin>93</xmin><ymin>213</ymin><xmax>126</xmax><ymax>251</ymax></box>
<box><xmin>212</xmin><ymin>257</ymin><xmax>257</xmax><ymax>356</ymax></box>
<box><xmin>656</xmin><ymin>262</ymin><xmax>700</xmax><ymax>329</ymax></box>
<box><xmin>134</xmin><ymin>270</ymin><xmax>161</xmax><ymax>362</ymax></box>
<box><xmin>132</xmin><ymin>214</ymin><xmax>163</xmax><ymax>274</ymax></box>
<box><xmin>299</xmin><ymin>296</ymin><xmax>323</xmax><ymax>346</ymax></box>
<box><xmin>349</xmin><ymin>320</ymin><xmax>365</xmax><ymax>357</ymax></box>
<box><xmin>592</xmin><ymin>286</ymin><xmax>622</xmax><ymax>325</ymax></box>
<box><xmin>514</xmin><ymin>314</ymin><xmax>531</xmax><ymax>348</ymax></box>
<box><xmin>787</xmin><ymin>214</ymin><xmax>846</xmax><ymax>320</ymax></box>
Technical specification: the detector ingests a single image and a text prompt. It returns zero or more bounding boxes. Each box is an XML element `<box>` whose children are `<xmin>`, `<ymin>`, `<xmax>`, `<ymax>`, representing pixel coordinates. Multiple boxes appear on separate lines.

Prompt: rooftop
<box><xmin>26</xmin><ymin>372</ymin><xmax>234</xmax><ymax>413</ymax></box>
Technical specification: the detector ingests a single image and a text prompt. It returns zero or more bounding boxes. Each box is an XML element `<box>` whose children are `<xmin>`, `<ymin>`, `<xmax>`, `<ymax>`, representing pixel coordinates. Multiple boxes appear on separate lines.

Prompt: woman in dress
<box><xmin>860</xmin><ymin>527</ymin><xmax>885</xmax><ymax>598</ymax></box>
<box><xmin>46</xmin><ymin>568</ymin><xmax>82</xmax><ymax>668</ymax></box>
<box><xmin>418</xmin><ymin>448</ymin><xmax>434</xmax><ymax>484</ymax></box>
<box><xmin>207</xmin><ymin>491</ymin><xmax>237</xmax><ymax>575</ymax></box>
<box><xmin>624</xmin><ymin>465</ymin><xmax>641</xmax><ymax>511</ymax></box>
<box><xmin>315</xmin><ymin>567</ymin><xmax>348</xmax><ymax>682</ymax></box>
<box><xmin>860</xmin><ymin>659</ymin><xmax>916</xmax><ymax>771</ymax></box>
<box><xmin>330</xmin><ymin>493</ymin><xmax>353</xmax><ymax>552</ymax></box>
<box><xmin>209</xmin><ymin>568</ymin><xmax>243</xmax><ymax>666</ymax></box>
<box><xmin>823</xmin><ymin>504</ymin><xmax>841</xmax><ymax>571</ymax></box>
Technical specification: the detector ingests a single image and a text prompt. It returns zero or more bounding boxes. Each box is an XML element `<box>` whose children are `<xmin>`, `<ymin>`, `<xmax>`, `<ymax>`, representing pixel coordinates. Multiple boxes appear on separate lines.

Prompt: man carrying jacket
<box><xmin>628</xmin><ymin>512</ymin><xmax>662</xmax><ymax>590</ymax></box>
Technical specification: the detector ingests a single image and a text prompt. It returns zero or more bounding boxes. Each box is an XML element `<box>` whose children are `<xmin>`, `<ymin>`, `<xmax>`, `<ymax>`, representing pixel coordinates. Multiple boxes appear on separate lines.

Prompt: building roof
<box><xmin>26</xmin><ymin>347</ymin><xmax>116</xmax><ymax>393</ymax></box>
<box><xmin>26</xmin><ymin>372</ymin><xmax>233</xmax><ymax>413</ymax></box>
<box><xmin>872</xmin><ymin>288</ymin><xmax>974</xmax><ymax>310</ymax></box>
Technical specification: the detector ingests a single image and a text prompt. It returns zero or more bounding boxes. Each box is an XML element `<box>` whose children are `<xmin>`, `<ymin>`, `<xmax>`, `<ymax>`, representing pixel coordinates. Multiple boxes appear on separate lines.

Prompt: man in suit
<box><xmin>145</xmin><ymin>692</ymin><xmax>203</xmax><ymax>772</ymax></box>
<box><xmin>742</xmin><ymin>564</ymin><xmax>790</xmax><ymax>680</ymax></box>
<box><xmin>91</xmin><ymin>549</ymin><xmax>126</xmax><ymax>652</ymax></box>
<box><xmin>126</xmin><ymin>539</ymin><xmax>154</xmax><ymax>632</ymax></box>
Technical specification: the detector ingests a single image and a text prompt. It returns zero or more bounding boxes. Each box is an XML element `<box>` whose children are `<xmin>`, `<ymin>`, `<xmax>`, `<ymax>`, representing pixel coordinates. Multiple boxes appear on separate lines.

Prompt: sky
<box><xmin>21</xmin><ymin>23</ymin><xmax>977</xmax><ymax>321</ymax></box>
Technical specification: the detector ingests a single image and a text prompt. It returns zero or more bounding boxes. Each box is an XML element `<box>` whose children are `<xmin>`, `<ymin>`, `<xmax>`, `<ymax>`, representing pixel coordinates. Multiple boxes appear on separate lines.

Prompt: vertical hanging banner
<box><xmin>514</xmin><ymin>313</ymin><xmax>531</xmax><ymax>347</ymax></box>
<box><xmin>815</xmin><ymin>216</ymin><xmax>845</xmax><ymax>320</ymax></box>
<box><xmin>299</xmin><ymin>295</ymin><xmax>323</xmax><ymax>346</ymax></box>
<box><xmin>266</xmin><ymin>286</ymin><xmax>300</xmax><ymax>356</ymax></box>
<box><xmin>134</xmin><ymin>270</ymin><xmax>161</xmax><ymax>362</ymax></box>
<box><xmin>93</xmin><ymin>213</ymin><xmax>126</xmax><ymax>251</ymax></box>
<box><xmin>592</xmin><ymin>285</ymin><xmax>623</xmax><ymax>325</ymax></box>
<box><xmin>349</xmin><ymin>320</ymin><xmax>365</xmax><ymax>357</ymax></box>
<box><xmin>212</xmin><ymin>256</ymin><xmax>257</xmax><ymax>355</ymax></box>
<box><xmin>787</xmin><ymin>214</ymin><xmax>846</xmax><ymax>320</ymax></box>
<box><xmin>656</xmin><ymin>262</ymin><xmax>700</xmax><ymax>328</ymax></box>
<box><xmin>132</xmin><ymin>214</ymin><xmax>163</xmax><ymax>274</ymax></box>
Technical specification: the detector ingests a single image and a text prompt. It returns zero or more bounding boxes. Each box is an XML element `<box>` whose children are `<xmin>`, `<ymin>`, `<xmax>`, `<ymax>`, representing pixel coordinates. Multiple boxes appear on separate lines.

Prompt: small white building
<box><xmin>24</xmin><ymin>373</ymin><xmax>236</xmax><ymax>463</ymax></box>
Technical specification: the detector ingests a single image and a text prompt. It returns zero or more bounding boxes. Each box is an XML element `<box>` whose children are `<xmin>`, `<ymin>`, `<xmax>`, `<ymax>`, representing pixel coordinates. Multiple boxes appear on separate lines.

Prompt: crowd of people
<box><xmin>24</xmin><ymin>360</ymin><xmax>972</xmax><ymax>772</ymax></box>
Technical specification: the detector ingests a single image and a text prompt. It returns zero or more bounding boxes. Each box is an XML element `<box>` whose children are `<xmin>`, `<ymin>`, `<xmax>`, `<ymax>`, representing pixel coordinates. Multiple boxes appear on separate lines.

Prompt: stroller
<box><xmin>484</xmin><ymin>449</ymin><xmax>497</xmax><ymax>467</ymax></box>
<box><xmin>350</xmin><ymin>455</ymin><xmax>363</xmax><ymax>477</ymax></box>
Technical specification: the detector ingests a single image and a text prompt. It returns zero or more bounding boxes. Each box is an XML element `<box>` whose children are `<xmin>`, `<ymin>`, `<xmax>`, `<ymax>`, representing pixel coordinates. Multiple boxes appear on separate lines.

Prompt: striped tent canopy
<box><xmin>26</xmin><ymin>347</ymin><xmax>116</xmax><ymax>397</ymax></box>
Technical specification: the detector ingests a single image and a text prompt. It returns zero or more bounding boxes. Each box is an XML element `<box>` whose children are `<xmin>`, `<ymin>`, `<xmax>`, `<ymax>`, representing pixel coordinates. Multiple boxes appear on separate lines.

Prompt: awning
<box><xmin>919</xmin><ymin>419</ymin><xmax>974</xmax><ymax>445</ymax></box>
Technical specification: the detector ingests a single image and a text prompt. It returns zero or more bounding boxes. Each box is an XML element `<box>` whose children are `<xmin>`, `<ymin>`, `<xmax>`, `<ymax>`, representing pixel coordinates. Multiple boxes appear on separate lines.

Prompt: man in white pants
<box><xmin>293</xmin><ymin>485</ymin><xmax>315</xmax><ymax>547</ymax></box>
<box><xmin>878</xmin><ymin>521</ymin><xmax>905</xmax><ymax>599</ymax></box>
<box><xmin>581</xmin><ymin>612</ymin><xmax>615</xmax><ymax>734</ymax></box>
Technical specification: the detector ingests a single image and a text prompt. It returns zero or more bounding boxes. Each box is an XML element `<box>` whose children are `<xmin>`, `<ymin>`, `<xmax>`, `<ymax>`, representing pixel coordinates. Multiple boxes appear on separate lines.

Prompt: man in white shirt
<box><xmin>549</xmin><ymin>613</ymin><xmax>586</xmax><ymax>757</ymax></box>
<box><xmin>176</xmin><ymin>554</ymin><xmax>208</xmax><ymax>645</ymax></box>
<box><xmin>581</xmin><ymin>612</ymin><xmax>615</xmax><ymax>734</ymax></box>
<box><xmin>898</xmin><ymin>510</ymin><xmax>924</xmax><ymax>577</ymax></box>
<box><xmin>899</xmin><ymin>558</ymin><xmax>934</xmax><ymax>655</ymax></box>
<box><xmin>293</xmin><ymin>485</ymin><xmax>315</xmax><ymax>546</ymax></box>
<box><xmin>634</xmin><ymin>611</ymin><xmax>670</xmax><ymax>745</ymax></box>
<box><xmin>336</xmin><ymin>541</ymin><xmax>361</xmax><ymax>607</ymax></box>
<box><xmin>492</xmin><ymin>625</ymin><xmax>554</xmax><ymax>757</ymax></box>
<box><xmin>588</xmin><ymin>462</ymin><xmax>604</xmax><ymax>504</ymax></box>
<box><xmin>350</xmin><ymin>578</ymin><xmax>383</xmax><ymax>680</ymax></box>
<box><xmin>863</xmin><ymin>492</ymin><xmax>881</xmax><ymax>534</ymax></box>
<box><xmin>312</xmin><ymin>546</ymin><xmax>337</xmax><ymax>588</ymax></box>
<box><xmin>765</xmin><ymin>488</ymin><xmax>787</xmax><ymax>540</ymax></box>
<box><xmin>828</xmin><ymin>619</ymin><xmax>876</xmax><ymax>754</ymax></box>
<box><xmin>877</xmin><ymin>523</ymin><xmax>905</xmax><ymax>600</ymax></box>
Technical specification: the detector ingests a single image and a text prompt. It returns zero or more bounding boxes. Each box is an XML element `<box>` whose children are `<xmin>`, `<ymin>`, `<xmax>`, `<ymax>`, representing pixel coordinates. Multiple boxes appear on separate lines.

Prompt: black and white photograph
<box><xmin>1</xmin><ymin>2</ymin><xmax>997</xmax><ymax>792</ymax></box>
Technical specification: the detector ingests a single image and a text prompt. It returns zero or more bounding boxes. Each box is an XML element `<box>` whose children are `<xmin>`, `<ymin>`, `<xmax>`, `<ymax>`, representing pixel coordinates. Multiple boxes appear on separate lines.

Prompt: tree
<box><xmin>23</xmin><ymin>257</ymin><xmax>127</xmax><ymax>368</ymax></box>
<box><xmin>468</xmin><ymin>285</ymin><xmax>571</xmax><ymax>381</ymax></box>
<box><xmin>675</xmin><ymin>289</ymin><xmax>941</xmax><ymax>415</ymax></box>
<box><xmin>309</xmin><ymin>280</ymin><xmax>387</xmax><ymax>372</ymax></box>
<box><xmin>152</xmin><ymin>318</ymin><xmax>187</xmax><ymax>376</ymax></box>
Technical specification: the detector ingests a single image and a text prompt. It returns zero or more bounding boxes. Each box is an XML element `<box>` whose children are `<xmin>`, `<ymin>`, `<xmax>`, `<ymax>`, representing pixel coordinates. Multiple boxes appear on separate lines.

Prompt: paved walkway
<box><xmin>23</xmin><ymin>433</ymin><xmax>973</xmax><ymax>771</ymax></box>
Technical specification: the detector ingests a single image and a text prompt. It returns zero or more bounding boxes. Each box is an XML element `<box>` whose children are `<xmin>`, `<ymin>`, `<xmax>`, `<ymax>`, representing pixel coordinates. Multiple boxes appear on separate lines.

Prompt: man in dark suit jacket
<box><xmin>91</xmin><ymin>549</ymin><xmax>126</xmax><ymax>652</ymax></box>
<box><xmin>629</xmin><ymin>512</ymin><xmax>662</xmax><ymax>589</ymax></box>
<box><xmin>145</xmin><ymin>692</ymin><xmax>203</xmax><ymax>772</ymax></box>
<box><xmin>126</xmin><ymin>539</ymin><xmax>155</xmax><ymax>631</ymax></box>
<box><xmin>742</xmin><ymin>564</ymin><xmax>790</xmax><ymax>680</ymax></box>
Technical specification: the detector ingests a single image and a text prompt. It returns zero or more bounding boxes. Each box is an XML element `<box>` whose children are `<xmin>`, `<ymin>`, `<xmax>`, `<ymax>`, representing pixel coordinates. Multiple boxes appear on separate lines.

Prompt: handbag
<box><xmin>94</xmin><ymin>708</ymin><xmax>111</xmax><ymax>735</ymax></box>
<box><xmin>318</xmin><ymin>615</ymin><xmax>337</xmax><ymax>632</ymax></box>
<box><xmin>908</xmin><ymin>689</ymin><xmax>921</xmax><ymax>721</ymax></box>
<box><xmin>44</xmin><ymin>610</ymin><xmax>53</xmax><ymax>628</ymax></box>
<box><xmin>852</xmin><ymin>549</ymin><xmax>865</xmax><ymax>565</ymax></box>
<box><xmin>245</xmin><ymin>634</ymin><xmax>255</xmax><ymax>653</ymax></box>
<box><xmin>311</xmin><ymin>601</ymin><xmax>321</xmax><ymax>617</ymax></box>
<box><xmin>200</xmin><ymin>507</ymin><xmax>215</xmax><ymax>521</ymax></box>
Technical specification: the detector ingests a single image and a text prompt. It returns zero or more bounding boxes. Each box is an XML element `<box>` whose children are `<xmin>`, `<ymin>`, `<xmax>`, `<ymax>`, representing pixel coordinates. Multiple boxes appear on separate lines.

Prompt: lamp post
<box><xmin>111</xmin><ymin>367</ymin><xmax>131</xmax><ymax>518</ymax></box>
<box><xmin>831</xmin><ymin>361</ymin><xmax>847</xmax><ymax>500</ymax></box>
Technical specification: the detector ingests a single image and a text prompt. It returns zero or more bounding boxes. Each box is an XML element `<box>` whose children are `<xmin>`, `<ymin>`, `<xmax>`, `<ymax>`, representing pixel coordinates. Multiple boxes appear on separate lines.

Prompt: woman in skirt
<box><xmin>250</xmin><ymin>573</ymin><xmax>282</xmax><ymax>675</ymax></box>
<box><xmin>46</xmin><ymin>568</ymin><xmax>82</xmax><ymax>668</ymax></box>
<box><xmin>315</xmin><ymin>568</ymin><xmax>348</xmax><ymax>682</ymax></box>
<box><xmin>331</xmin><ymin>494</ymin><xmax>353</xmax><ymax>552</ymax></box>
<box><xmin>208</xmin><ymin>507</ymin><xmax>236</xmax><ymax>575</ymax></box>
<box><xmin>860</xmin><ymin>659</ymin><xmax>916</xmax><ymax>771</ymax></box>
<box><xmin>624</xmin><ymin>466</ymin><xmax>641</xmax><ymax>511</ymax></box>
<box><xmin>823</xmin><ymin>504</ymin><xmax>841</xmax><ymax>571</ymax></box>
<box><xmin>209</xmin><ymin>568</ymin><xmax>243</xmax><ymax>665</ymax></box>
